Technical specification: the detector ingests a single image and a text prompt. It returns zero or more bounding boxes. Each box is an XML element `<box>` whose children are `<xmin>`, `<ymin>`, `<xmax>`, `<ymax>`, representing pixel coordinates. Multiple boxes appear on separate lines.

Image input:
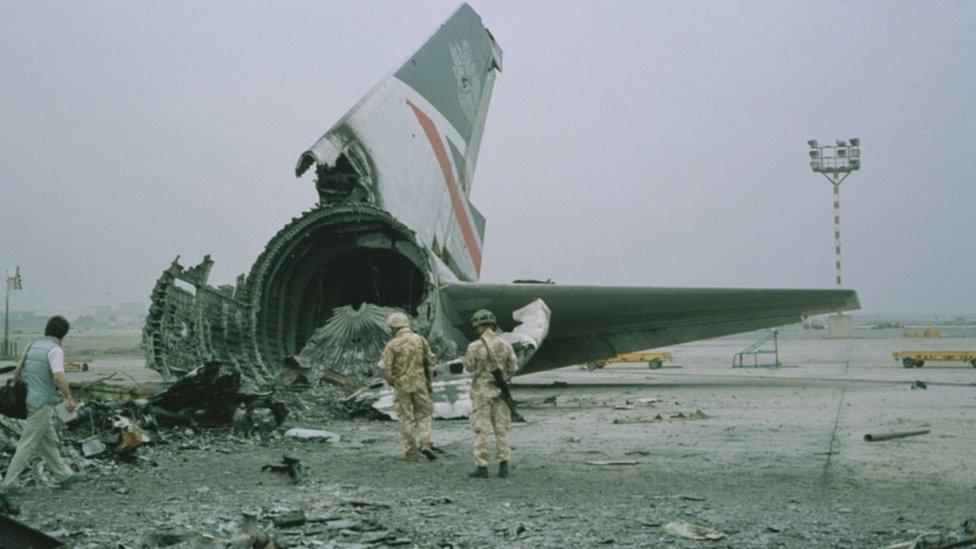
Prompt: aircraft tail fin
<box><xmin>295</xmin><ymin>4</ymin><xmax>501</xmax><ymax>281</ymax></box>
<box><xmin>296</xmin><ymin>4</ymin><xmax>501</xmax><ymax>197</ymax></box>
<box><xmin>394</xmin><ymin>4</ymin><xmax>502</xmax><ymax>194</ymax></box>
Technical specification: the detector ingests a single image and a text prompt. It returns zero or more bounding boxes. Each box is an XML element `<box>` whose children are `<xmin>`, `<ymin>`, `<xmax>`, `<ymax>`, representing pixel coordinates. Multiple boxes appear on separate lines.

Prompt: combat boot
<box><xmin>404</xmin><ymin>450</ymin><xmax>418</xmax><ymax>461</ymax></box>
<box><xmin>0</xmin><ymin>492</ymin><xmax>19</xmax><ymax>516</ymax></box>
<box><xmin>421</xmin><ymin>448</ymin><xmax>437</xmax><ymax>461</ymax></box>
<box><xmin>468</xmin><ymin>466</ymin><xmax>489</xmax><ymax>478</ymax></box>
<box><xmin>498</xmin><ymin>461</ymin><xmax>509</xmax><ymax>478</ymax></box>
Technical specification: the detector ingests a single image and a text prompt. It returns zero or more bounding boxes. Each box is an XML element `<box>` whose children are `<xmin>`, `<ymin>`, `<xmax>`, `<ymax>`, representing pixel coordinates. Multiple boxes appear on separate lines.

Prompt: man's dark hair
<box><xmin>44</xmin><ymin>316</ymin><xmax>70</xmax><ymax>339</ymax></box>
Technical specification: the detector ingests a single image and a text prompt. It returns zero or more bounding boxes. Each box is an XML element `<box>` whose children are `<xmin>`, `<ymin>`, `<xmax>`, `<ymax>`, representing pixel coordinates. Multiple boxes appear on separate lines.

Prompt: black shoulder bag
<box><xmin>0</xmin><ymin>344</ymin><xmax>31</xmax><ymax>419</ymax></box>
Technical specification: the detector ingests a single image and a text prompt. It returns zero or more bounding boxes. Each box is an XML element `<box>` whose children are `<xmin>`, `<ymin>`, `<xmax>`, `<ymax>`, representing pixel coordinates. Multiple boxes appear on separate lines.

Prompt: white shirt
<box><xmin>48</xmin><ymin>346</ymin><xmax>65</xmax><ymax>375</ymax></box>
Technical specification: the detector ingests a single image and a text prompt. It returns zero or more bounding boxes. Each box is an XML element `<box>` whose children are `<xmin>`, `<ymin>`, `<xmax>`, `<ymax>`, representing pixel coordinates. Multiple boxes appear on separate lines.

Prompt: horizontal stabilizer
<box><xmin>441</xmin><ymin>284</ymin><xmax>859</xmax><ymax>374</ymax></box>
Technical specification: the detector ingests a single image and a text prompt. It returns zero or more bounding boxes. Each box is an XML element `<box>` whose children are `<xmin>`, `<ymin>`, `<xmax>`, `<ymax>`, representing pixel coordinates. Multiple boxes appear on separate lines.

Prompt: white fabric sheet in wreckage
<box><xmin>354</xmin><ymin>299</ymin><xmax>551</xmax><ymax>420</ymax></box>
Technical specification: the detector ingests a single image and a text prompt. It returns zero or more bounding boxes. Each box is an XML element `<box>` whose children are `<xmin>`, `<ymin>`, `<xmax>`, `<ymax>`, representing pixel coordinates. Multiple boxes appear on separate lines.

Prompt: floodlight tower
<box><xmin>2</xmin><ymin>266</ymin><xmax>22</xmax><ymax>360</ymax></box>
<box><xmin>807</xmin><ymin>138</ymin><xmax>860</xmax><ymax>337</ymax></box>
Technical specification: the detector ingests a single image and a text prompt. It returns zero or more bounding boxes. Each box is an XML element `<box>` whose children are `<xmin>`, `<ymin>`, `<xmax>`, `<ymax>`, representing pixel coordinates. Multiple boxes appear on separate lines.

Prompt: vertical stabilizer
<box><xmin>393</xmin><ymin>4</ymin><xmax>502</xmax><ymax>195</ymax></box>
<box><xmin>296</xmin><ymin>4</ymin><xmax>501</xmax><ymax>282</ymax></box>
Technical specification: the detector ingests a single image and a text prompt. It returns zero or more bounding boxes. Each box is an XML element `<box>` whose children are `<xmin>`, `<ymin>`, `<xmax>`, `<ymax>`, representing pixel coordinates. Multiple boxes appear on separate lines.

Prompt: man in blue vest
<box><xmin>2</xmin><ymin>316</ymin><xmax>78</xmax><ymax>493</ymax></box>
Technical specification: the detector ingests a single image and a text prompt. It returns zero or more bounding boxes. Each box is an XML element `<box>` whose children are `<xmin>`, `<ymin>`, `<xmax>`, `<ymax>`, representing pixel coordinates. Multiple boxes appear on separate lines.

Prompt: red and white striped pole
<box><xmin>832</xmin><ymin>175</ymin><xmax>842</xmax><ymax>288</ymax></box>
<box><xmin>808</xmin><ymin>138</ymin><xmax>858</xmax><ymax>292</ymax></box>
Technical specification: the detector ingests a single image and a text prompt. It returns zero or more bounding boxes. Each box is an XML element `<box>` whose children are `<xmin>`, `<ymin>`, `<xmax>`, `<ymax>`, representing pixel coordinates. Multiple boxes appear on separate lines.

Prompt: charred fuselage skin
<box><xmin>142</xmin><ymin>205</ymin><xmax>460</xmax><ymax>384</ymax></box>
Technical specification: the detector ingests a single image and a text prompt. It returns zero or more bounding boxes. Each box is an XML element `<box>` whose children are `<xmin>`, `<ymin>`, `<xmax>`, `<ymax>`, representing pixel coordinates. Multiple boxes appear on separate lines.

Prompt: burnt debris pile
<box><xmin>149</xmin><ymin>362</ymin><xmax>286</xmax><ymax>427</ymax></box>
<box><xmin>0</xmin><ymin>362</ymin><xmax>292</xmax><ymax>470</ymax></box>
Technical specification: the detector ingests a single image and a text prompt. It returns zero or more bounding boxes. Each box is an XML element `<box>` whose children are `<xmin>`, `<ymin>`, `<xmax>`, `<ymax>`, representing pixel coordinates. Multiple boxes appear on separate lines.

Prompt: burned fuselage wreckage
<box><xmin>143</xmin><ymin>4</ymin><xmax>859</xmax><ymax>402</ymax></box>
<box><xmin>143</xmin><ymin>5</ymin><xmax>543</xmax><ymax>398</ymax></box>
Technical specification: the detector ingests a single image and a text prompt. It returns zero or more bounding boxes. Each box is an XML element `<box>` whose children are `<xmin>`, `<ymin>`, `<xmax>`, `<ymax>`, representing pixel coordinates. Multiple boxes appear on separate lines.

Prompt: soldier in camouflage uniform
<box><xmin>463</xmin><ymin>309</ymin><xmax>519</xmax><ymax>478</ymax></box>
<box><xmin>378</xmin><ymin>312</ymin><xmax>438</xmax><ymax>461</ymax></box>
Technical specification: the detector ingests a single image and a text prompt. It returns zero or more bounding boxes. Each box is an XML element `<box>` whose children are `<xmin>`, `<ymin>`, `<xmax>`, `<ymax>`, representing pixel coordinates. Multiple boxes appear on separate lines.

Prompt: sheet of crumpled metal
<box><xmin>346</xmin><ymin>368</ymin><xmax>473</xmax><ymax>420</ymax></box>
<box><xmin>499</xmin><ymin>298</ymin><xmax>551</xmax><ymax>367</ymax></box>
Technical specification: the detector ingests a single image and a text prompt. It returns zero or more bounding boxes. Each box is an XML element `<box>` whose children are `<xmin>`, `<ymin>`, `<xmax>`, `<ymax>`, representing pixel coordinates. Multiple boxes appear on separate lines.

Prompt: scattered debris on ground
<box><xmin>261</xmin><ymin>456</ymin><xmax>304</xmax><ymax>484</ymax></box>
<box><xmin>283</xmin><ymin>428</ymin><xmax>340</xmax><ymax>442</ymax></box>
<box><xmin>133</xmin><ymin>527</ymin><xmax>284</xmax><ymax>548</ymax></box>
<box><xmin>863</xmin><ymin>429</ymin><xmax>930</xmax><ymax>442</ymax></box>
<box><xmin>271</xmin><ymin>509</ymin><xmax>306</xmax><ymax>529</ymax></box>
<box><xmin>662</xmin><ymin>520</ymin><xmax>726</xmax><ymax>541</ymax></box>
<box><xmin>64</xmin><ymin>360</ymin><xmax>90</xmax><ymax>373</ymax></box>
<box><xmin>886</xmin><ymin>516</ymin><xmax>976</xmax><ymax>548</ymax></box>
<box><xmin>612</xmin><ymin>409</ymin><xmax>708</xmax><ymax>424</ymax></box>
<box><xmin>2</xmin><ymin>325</ymin><xmax>972</xmax><ymax>547</ymax></box>
<box><xmin>149</xmin><ymin>361</ymin><xmax>287</xmax><ymax>427</ymax></box>
<box><xmin>671</xmin><ymin>409</ymin><xmax>709</xmax><ymax>420</ymax></box>
<box><xmin>613</xmin><ymin>416</ymin><xmax>660</xmax><ymax>424</ymax></box>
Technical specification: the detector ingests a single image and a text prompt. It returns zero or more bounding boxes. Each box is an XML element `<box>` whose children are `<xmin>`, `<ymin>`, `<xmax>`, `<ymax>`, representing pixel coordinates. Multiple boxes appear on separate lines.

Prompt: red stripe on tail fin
<box><xmin>408</xmin><ymin>101</ymin><xmax>482</xmax><ymax>275</ymax></box>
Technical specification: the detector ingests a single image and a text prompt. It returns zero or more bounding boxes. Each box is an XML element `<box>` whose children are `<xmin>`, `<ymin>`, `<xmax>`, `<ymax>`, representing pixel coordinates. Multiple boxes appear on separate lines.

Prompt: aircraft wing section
<box><xmin>440</xmin><ymin>284</ymin><xmax>860</xmax><ymax>374</ymax></box>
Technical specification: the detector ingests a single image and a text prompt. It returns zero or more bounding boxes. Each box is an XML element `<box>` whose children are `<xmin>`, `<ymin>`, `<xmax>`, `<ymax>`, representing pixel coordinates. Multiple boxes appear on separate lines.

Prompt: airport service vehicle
<box><xmin>893</xmin><ymin>350</ymin><xmax>976</xmax><ymax>368</ymax></box>
<box><xmin>591</xmin><ymin>352</ymin><xmax>673</xmax><ymax>370</ymax></box>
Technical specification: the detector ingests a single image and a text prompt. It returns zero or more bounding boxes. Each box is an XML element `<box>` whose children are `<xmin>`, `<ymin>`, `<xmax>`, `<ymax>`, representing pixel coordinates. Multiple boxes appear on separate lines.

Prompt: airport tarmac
<box><xmin>3</xmin><ymin>326</ymin><xmax>975</xmax><ymax>547</ymax></box>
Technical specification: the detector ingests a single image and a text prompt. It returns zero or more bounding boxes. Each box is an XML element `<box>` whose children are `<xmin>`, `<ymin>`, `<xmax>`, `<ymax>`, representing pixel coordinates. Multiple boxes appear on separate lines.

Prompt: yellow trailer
<box><xmin>589</xmin><ymin>351</ymin><xmax>673</xmax><ymax>370</ymax></box>
<box><xmin>892</xmin><ymin>350</ymin><xmax>976</xmax><ymax>369</ymax></box>
<box><xmin>904</xmin><ymin>329</ymin><xmax>940</xmax><ymax>338</ymax></box>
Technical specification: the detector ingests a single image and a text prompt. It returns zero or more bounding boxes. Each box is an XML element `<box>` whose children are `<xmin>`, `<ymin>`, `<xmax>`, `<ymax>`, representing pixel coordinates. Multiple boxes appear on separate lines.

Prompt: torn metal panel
<box><xmin>142</xmin><ymin>256</ymin><xmax>260</xmax><ymax>383</ymax></box>
<box><xmin>376</xmin><ymin>376</ymin><xmax>472</xmax><ymax>420</ymax></box>
<box><xmin>347</xmin><ymin>371</ymin><xmax>473</xmax><ymax>421</ymax></box>
<box><xmin>294</xmin><ymin>303</ymin><xmax>404</xmax><ymax>384</ymax></box>
<box><xmin>499</xmin><ymin>299</ymin><xmax>551</xmax><ymax>366</ymax></box>
<box><xmin>148</xmin><ymin>362</ymin><xmax>287</xmax><ymax>427</ymax></box>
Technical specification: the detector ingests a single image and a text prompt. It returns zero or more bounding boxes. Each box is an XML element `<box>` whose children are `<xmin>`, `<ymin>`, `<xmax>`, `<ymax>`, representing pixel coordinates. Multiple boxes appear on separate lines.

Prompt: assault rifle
<box><xmin>422</xmin><ymin>340</ymin><xmax>434</xmax><ymax>393</ymax></box>
<box><xmin>492</xmin><ymin>369</ymin><xmax>525</xmax><ymax>423</ymax></box>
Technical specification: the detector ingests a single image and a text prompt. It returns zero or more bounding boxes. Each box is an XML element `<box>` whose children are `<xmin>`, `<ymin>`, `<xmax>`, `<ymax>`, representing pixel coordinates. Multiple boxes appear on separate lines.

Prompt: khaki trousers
<box><xmin>471</xmin><ymin>395</ymin><xmax>511</xmax><ymax>467</ymax></box>
<box><xmin>394</xmin><ymin>388</ymin><xmax>434</xmax><ymax>455</ymax></box>
<box><xmin>3</xmin><ymin>404</ymin><xmax>73</xmax><ymax>488</ymax></box>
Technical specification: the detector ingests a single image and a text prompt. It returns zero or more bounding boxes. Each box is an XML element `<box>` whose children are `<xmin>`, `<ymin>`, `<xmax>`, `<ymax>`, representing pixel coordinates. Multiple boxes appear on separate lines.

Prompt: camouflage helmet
<box><xmin>470</xmin><ymin>309</ymin><xmax>497</xmax><ymax>328</ymax></box>
<box><xmin>386</xmin><ymin>312</ymin><xmax>410</xmax><ymax>330</ymax></box>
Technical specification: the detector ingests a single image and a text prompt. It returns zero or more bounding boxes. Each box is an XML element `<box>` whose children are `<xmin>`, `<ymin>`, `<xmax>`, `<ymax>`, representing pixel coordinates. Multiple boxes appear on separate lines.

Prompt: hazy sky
<box><xmin>1</xmin><ymin>1</ymin><xmax>973</xmax><ymax>316</ymax></box>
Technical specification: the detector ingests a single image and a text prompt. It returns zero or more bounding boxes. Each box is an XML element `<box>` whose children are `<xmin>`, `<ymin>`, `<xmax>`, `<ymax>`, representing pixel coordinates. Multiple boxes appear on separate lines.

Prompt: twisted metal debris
<box><xmin>294</xmin><ymin>304</ymin><xmax>404</xmax><ymax>384</ymax></box>
<box><xmin>143</xmin><ymin>204</ymin><xmax>432</xmax><ymax>386</ymax></box>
